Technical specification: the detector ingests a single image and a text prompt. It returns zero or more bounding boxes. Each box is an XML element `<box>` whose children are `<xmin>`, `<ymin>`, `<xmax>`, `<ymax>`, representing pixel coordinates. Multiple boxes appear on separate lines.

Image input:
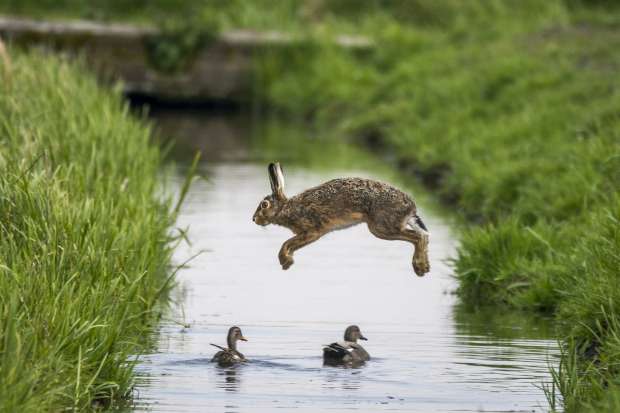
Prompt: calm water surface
<box><xmin>132</xmin><ymin>162</ymin><xmax>559</xmax><ymax>413</ymax></box>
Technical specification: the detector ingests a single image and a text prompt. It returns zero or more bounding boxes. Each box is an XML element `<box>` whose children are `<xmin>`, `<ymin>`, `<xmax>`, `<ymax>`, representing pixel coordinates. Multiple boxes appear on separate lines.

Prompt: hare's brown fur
<box><xmin>253</xmin><ymin>164</ymin><xmax>430</xmax><ymax>276</ymax></box>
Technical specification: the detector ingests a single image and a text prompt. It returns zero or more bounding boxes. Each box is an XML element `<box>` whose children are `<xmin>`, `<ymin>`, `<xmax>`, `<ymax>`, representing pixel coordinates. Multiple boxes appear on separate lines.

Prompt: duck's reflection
<box><xmin>215</xmin><ymin>366</ymin><xmax>241</xmax><ymax>392</ymax></box>
<box><xmin>321</xmin><ymin>365</ymin><xmax>364</xmax><ymax>391</ymax></box>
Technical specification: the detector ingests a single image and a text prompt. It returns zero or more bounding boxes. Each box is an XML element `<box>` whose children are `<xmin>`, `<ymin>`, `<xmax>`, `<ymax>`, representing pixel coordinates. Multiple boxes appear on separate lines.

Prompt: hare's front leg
<box><xmin>278</xmin><ymin>232</ymin><xmax>322</xmax><ymax>270</ymax></box>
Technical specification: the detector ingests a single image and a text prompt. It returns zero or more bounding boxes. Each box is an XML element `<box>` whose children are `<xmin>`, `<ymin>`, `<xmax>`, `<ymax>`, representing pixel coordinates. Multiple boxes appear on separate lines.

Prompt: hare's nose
<box><xmin>252</xmin><ymin>216</ymin><xmax>256</xmax><ymax>222</ymax></box>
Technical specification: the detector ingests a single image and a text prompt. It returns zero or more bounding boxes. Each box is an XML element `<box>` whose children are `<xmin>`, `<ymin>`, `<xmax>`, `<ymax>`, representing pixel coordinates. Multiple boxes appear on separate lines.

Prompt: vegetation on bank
<box><xmin>0</xmin><ymin>50</ymin><xmax>178</xmax><ymax>411</ymax></box>
<box><xmin>250</xmin><ymin>3</ymin><xmax>620</xmax><ymax>411</ymax></box>
<box><xmin>179</xmin><ymin>1</ymin><xmax>616</xmax><ymax>410</ymax></box>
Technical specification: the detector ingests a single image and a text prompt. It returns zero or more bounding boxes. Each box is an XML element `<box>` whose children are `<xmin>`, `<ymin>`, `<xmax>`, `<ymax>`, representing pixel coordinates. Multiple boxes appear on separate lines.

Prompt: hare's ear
<box><xmin>268</xmin><ymin>162</ymin><xmax>286</xmax><ymax>200</ymax></box>
<box><xmin>274</xmin><ymin>162</ymin><xmax>285</xmax><ymax>192</ymax></box>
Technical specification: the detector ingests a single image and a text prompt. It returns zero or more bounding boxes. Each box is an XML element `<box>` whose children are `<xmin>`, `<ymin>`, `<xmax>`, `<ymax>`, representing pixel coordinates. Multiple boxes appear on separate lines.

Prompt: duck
<box><xmin>323</xmin><ymin>325</ymin><xmax>370</xmax><ymax>365</ymax></box>
<box><xmin>211</xmin><ymin>326</ymin><xmax>248</xmax><ymax>367</ymax></box>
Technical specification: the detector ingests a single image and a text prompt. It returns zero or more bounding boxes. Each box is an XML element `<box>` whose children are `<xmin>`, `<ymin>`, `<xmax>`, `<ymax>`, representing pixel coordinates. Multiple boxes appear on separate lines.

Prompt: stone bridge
<box><xmin>0</xmin><ymin>16</ymin><xmax>371</xmax><ymax>101</ymax></box>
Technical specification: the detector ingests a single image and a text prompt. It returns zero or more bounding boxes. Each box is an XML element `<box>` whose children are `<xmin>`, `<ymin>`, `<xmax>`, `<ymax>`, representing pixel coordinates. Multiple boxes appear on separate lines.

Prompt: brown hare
<box><xmin>252</xmin><ymin>163</ymin><xmax>430</xmax><ymax>276</ymax></box>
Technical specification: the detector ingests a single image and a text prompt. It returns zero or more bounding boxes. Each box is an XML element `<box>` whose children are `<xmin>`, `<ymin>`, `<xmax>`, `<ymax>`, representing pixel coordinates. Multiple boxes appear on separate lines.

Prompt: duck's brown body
<box><xmin>323</xmin><ymin>325</ymin><xmax>370</xmax><ymax>366</ymax></box>
<box><xmin>323</xmin><ymin>341</ymin><xmax>370</xmax><ymax>365</ymax></box>
<box><xmin>211</xmin><ymin>348</ymin><xmax>246</xmax><ymax>367</ymax></box>
<box><xmin>211</xmin><ymin>326</ymin><xmax>248</xmax><ymax>367</ymax></box>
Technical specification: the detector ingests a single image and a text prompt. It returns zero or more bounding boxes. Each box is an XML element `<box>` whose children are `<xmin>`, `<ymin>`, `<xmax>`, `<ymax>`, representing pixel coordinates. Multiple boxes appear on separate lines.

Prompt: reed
<box><xmin>0</xmin><ymin>49</ymin><xmax>179</xmax><ymax>411</ymax></box>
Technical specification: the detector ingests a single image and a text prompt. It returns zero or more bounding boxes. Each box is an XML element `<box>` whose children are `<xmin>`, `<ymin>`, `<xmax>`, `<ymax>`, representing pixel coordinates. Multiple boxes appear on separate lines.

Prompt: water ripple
<box><xmin>132</xmin><ymin>163</ymin><xmax>559</xmax><ymax>413</ymax></box>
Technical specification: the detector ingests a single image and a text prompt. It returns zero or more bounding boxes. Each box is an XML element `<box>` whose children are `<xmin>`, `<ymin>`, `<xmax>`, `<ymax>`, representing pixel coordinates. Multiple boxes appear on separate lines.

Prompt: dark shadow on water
<box><xmin>169</xmin><ymin>357</ymin><xmax>213</xmax><ymax>365</ymax></box>
<box><xmin>216</xmin><ymin>367</ymin><xmax>241</xmax><ymax>393</ymax></box>
<box><xmin>167</xmin><ymin>356</ymin><xmax>327</xmax><ymax>373</ymax></box>
<box><xmin>322</xmin><ymin>360</ymin><xmax>368</xmax><ymax>369</ymax></box>
<box><xmin>247</xmin><ymin>359</ymin><xmax>321</xmax><ymax>372</ymax></box>
<box><xmin>322</xmin><ymin>368</ymin><xmax>364</xmax><ymax>391</ymax></box>
<box><xmin>452</xmin><ymin>304</ymin><xmax>558</xmax><ymax>341</ymax></box>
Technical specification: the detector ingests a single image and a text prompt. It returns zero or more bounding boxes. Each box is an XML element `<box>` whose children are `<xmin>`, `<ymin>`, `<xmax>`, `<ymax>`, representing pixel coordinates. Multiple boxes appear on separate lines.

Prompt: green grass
<box><xmin>0</xmin><ymin>49</ymin><xmax>179</xmax><ymax>411</ymax></box>
<box><xmin>245</xmin><ymin>2</ymin><xmax>620</xmax><ymax>411</ymax></box>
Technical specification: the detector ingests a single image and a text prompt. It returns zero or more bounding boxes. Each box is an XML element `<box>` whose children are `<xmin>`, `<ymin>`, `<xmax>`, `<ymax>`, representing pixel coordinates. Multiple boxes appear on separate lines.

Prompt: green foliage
<box><xmin>455</xmin><ymin>219</ymin><xmax>564</xmax><ymax>311</ymax></box>
<box><xmin>244</xmin><ymin>2</ymin><xmax>620</xmax><ymax>411</ymax></box>
<box><xmin>145</xmin><ymin>16</ymin><xmax>219</xmax><ymax>74</ymax></box>
<box><xmin>559</xmin><ymin>199</ymin><xmax>620</xmax><ymax>338</ymax></box>
<box><xmin>0</xmin><ymin>50</ymin><xmax>176</xmax><ymax>411</ymax></box>
<box><xmin>540</xmin><ymin>199</ymin><xmax>620</xmax><ymax>410</ymax></box>
<box><xmin>0</xmin><ymin>0</ymin><xmax>195</xmax><ymax>23</ymax></box>
<box><xmin>250</xmin><ymin>3</ymin><xmax>619</xmax><ymax>298</ymax></box>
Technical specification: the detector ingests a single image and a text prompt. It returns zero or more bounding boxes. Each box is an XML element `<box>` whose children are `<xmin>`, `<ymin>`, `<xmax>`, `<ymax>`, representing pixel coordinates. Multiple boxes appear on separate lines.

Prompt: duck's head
<box><xmin>344</xmin><ymin>325</ymin><xmax>367</xmax><ymax>343</ymax></box>
<box><xmin>227</xmin><ymin>326</ymin><xmax>248</xmax><ymax>349</ymax></box>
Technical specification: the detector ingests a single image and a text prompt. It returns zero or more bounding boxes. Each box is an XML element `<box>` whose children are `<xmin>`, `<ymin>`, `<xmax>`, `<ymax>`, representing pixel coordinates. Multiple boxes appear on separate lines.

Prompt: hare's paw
<box><xmin>413</xmin><ymin>257</ymin><xmax>430</xmax><ymax>277</ymax></box>
<box><xmin>279</xmin><ymin>253</ymin><xmax>294</xmax><ymax>270</ymax></box>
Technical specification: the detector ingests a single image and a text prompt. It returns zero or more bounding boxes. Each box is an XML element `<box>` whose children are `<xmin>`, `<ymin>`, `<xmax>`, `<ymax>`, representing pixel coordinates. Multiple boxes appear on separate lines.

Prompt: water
<box><xmin>132</xmin><ymin>160</ymin><xmax>560</xmax><ymax>413</ymax></box>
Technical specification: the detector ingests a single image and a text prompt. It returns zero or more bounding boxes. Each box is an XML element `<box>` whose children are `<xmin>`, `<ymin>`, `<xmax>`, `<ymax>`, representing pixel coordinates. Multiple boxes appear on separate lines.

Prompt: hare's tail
<box><xmin>412</xmin><ymin>214</ymin><xmax>428</xmax><ymax>232</ymax></box>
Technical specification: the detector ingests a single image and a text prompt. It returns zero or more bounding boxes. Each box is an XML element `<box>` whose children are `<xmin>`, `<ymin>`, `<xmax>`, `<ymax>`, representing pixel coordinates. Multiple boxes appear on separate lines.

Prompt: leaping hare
<box><xmin>252</xmin><ymin>163</ymin><xmax>430</xmax><ymax>276</ymax></box>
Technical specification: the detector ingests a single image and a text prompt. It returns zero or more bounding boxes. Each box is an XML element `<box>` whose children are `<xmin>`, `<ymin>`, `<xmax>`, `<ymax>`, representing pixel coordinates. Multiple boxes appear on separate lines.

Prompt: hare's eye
<box><xmin>261</xmin><ymin>200</ymin><xmax>270</xmax><ymax>209</ymax></box>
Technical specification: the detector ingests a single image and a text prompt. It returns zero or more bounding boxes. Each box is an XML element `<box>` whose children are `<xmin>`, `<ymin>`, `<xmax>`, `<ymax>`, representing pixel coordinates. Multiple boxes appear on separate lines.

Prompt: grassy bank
<box><xmin>250</xmin><ymin>3</ymin><xmax>619</xmax><ymax>411</ymax></box>
<box><xmin>247</xmin><ymin>2</ymin><xmax>620</xmax><ymax>411</ymax></box>
<box><xmin>0</xmin><ymin>49</ymin><xmax>177</xmax><ymax>410</ymax></box>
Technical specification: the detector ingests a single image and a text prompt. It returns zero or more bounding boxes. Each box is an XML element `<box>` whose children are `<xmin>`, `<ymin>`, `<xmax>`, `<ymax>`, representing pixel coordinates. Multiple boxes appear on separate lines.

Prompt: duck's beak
<box><xmin>359</xmin><ymin>335</ymin><xmax>368</xmax><ymax>341</ymax></box>
<box><xmin>239</xmin><ymin>336</ymin><xmax>248</xmax><ymax>342</ymax></box>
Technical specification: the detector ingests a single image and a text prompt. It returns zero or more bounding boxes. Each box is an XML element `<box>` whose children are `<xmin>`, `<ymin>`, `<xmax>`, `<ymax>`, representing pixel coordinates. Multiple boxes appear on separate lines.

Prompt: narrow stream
<box><xmin>132</xmin><ymin>113</ymin><xmax>560</xmax><ymax>412</ymax></box>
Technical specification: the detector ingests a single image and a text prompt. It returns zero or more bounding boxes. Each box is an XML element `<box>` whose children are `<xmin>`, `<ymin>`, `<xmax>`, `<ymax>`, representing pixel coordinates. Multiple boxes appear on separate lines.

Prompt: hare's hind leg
<box><xmin>367</xmin><ymin>218</ymin><xmax>430</xmax><ymax>276</ymax></box>
<box><xmin>278</xmin><ymin>232</ymin><xmax>323</xmax><ymax>270</ymax></box>
<box><xmin>408</xmin><ymin>226</ymin><xmax>430</xmax><ymax>277</ymax></box>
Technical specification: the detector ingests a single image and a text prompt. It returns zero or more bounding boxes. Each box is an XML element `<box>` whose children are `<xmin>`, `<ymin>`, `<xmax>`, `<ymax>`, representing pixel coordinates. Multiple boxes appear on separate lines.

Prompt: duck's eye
<box><xmin>260</xmin><ymin>200</ymin><xmax>270</xmax><ymax>209</ymax></box>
